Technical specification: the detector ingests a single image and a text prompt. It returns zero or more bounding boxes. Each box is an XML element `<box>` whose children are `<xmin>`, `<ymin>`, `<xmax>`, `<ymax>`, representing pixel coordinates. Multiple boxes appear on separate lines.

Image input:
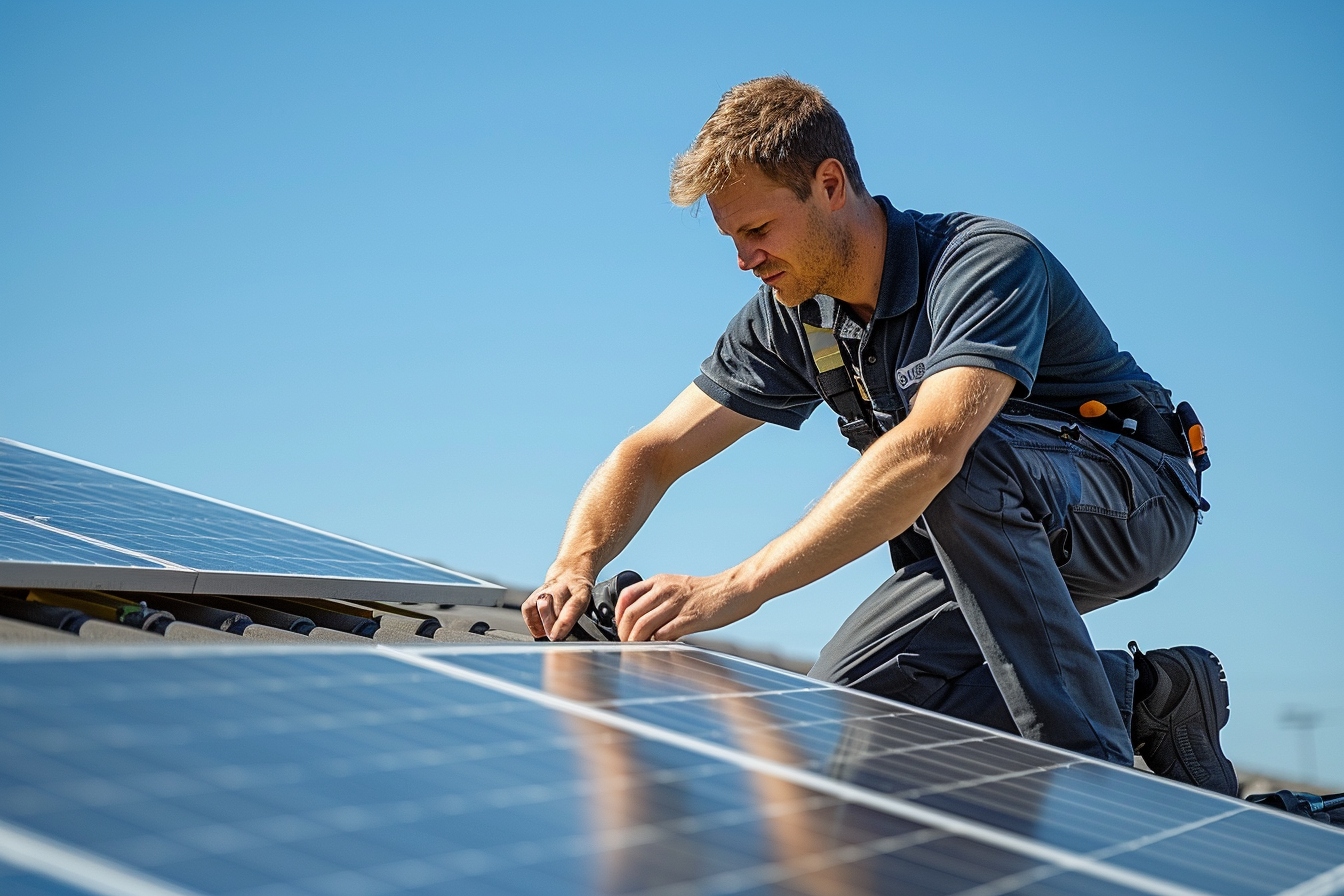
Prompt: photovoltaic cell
<box><xmin>0</xmin><ymin>645</ymin><xmax>1340</xmax><ymax>896</ymax></box>
<box><xmin>0</xmin><ymin>514</ymin><xmax>152</xmax><ymax>568</ymax></box>
<box><xmin>432</xmin><ymin>645</ymin><xmax>1344</xmax><ymax>896</ymax></box>
<box><xmin>0</xmin><ymin>439</ymin><xmax>500</xmax><ymax>603</ymax></box>
<box><xmin>0</xmin><ymin>647</ymin><xmax>1184</xmax><ymax>896</ymax></box>
<box><xmin>0</xmin><ymin>858</ymin><xmax>100</xmax><ymax>896</ymax></box>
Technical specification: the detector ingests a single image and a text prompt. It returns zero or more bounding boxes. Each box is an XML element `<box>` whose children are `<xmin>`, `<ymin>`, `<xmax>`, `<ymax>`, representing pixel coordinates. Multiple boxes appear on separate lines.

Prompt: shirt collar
<box><xmin>801</xmin><ymin>196</ymin><xmax>919</xmax><ymax>330</ymax></box>
<box><xmin>873</xmin><ymin>196</ymin><xmax>920</xmax><ymax>320</ymax></box>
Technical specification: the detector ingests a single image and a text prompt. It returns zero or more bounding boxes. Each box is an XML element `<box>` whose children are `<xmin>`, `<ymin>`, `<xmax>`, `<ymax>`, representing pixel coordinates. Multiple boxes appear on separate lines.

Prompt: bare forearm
<box><xmin>550</xmin><ymin>439</ymin><xmax>672</xmax><ymax>580</ymax></box>
<box><xmin>726</xmin><ymin>366</ymin><xmax>1014</xmax><ymax>606</ymax></box>
<box><xmin>525</xmin><ymin>385</ymin><xmax>760</xmax><ymax>640</ymax></box>
<box><xmin>729</xmin><ymin>424</ymin><xmax>957</xmax><ymax>604</ymax></box>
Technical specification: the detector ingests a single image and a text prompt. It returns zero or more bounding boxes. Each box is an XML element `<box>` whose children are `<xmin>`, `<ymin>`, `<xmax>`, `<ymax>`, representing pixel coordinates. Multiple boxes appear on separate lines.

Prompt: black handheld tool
<box><xmin>584</xmin><ymin>570</ymin><xmax>643</xmax><ymax>641</ymax></box>
<box><xmin>1175</xmin><ymin>401</ymin><xmax>1210</xmax><ymax>474</ymax></box>
<box><xmin>1174</xmin><ymin>401</ymin><xmax>1212</xmax><ymax>510</ymax></box>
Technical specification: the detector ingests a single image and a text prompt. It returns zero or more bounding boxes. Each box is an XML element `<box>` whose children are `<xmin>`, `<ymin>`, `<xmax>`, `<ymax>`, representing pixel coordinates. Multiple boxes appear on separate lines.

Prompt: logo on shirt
<box><xmin>896</xmin><ymin>358</ymin><xmax>928</xmax><ymax>390</ymax></box>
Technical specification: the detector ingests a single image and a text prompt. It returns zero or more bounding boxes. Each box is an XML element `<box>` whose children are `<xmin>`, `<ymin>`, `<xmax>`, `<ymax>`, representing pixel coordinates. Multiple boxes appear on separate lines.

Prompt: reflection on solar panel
<box><xmin>0</xmin><ymin>439</ymin><xmax>500</xmax><ymax>604</ymax></box>
<box><xmin>0</xmin><ymin>854</ymin><xmax>110</xmax><ymax>896</ymax></box>
<box><xmin>0</xmin><ymin>644</ymin><xmax>1340</xmax><ymax>896</ymax></box>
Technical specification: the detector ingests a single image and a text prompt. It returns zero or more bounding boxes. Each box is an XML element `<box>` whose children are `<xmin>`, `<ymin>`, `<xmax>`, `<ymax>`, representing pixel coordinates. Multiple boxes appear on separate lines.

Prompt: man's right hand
<box><xmin>521</xmin><ymin>385</ymin><xmax>761</xmax><ymax>642</ymax></box>
<box><xmin>522</xmin><ymin>572</ymin><xmax>594</xmax><ymax>641</ymax></box>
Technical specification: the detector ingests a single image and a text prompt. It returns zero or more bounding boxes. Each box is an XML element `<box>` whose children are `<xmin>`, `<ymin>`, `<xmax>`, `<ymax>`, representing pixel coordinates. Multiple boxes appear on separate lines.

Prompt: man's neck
<box><xmin>831</xmin><ymin>195</ymin><xmax>888</xmax><ymax>325</ymax></box>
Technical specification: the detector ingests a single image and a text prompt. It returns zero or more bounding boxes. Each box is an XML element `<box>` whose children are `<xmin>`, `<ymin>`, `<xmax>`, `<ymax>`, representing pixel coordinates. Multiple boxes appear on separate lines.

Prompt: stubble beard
<box><xmin>770</xmin><ymin>205</ymin><xmax>856</xmax><ymax>308</ymax></box>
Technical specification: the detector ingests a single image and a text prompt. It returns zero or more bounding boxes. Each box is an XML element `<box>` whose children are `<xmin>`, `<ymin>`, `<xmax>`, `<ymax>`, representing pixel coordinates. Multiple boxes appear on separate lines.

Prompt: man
<box><xmin>522</xmin><ymin>76</ymin><xmax>1236</xmax><ymax>794</ymax></box>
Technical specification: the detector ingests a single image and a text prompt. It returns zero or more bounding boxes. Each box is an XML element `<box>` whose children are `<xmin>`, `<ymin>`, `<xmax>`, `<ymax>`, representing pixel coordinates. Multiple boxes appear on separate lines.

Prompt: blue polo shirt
<box><xmin>695</xmin><ymin>197</ymin><xmax>1171</xmax><ymax>435</ymax></box>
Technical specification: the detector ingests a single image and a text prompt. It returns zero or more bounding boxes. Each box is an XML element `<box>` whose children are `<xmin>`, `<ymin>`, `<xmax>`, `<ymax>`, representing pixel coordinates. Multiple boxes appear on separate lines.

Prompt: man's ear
<box><xmin>814</xmin><ymin>158</ymin><xmax>848</xmax><ymax>210</ymax></box>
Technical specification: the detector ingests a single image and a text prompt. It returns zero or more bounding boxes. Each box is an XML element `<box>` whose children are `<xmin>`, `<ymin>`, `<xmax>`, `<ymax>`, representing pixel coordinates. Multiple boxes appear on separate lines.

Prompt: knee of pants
<box><xmin>811</xmin><ymin>651</ymin><xmax>948</xmax><ymax>707</ymax></box>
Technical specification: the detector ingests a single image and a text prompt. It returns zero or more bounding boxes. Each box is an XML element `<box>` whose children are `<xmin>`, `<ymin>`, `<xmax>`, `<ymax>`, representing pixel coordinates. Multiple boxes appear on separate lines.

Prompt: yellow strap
<box><xmin>803</xmin><ymin>324</ymin><xmax>845</xmax><ymax>373</ymax></box>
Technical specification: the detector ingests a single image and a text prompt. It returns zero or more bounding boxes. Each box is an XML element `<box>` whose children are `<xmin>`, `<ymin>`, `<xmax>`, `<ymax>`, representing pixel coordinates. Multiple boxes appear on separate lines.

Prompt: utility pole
<box><xmin>1280</xmin><ymin>706</ymin><xmax>1322</xmax><ymax>784</ymax></box>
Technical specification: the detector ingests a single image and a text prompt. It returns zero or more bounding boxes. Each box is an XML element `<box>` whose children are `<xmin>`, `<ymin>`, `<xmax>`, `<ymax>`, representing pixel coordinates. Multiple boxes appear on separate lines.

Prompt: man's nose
<box><xmin>737</xmin><ymin>245</ymin><xmax>766</xmax><ymax>272</ymax></box>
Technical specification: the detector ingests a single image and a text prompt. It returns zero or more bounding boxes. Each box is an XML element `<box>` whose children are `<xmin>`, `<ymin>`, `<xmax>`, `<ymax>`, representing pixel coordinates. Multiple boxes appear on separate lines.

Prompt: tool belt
<box><xmin>1003</xmin><ymin>396</ymin><xmax>1185</xmax><ymax>456</ymax></box>
<box><xmin>1002</xmin><ymin>395</ymin><xmax>1211</xmax><ymax>501</ymax></box>
<box><xmin>801</xmin><ymin>320</ymin><xmax>1214</xmax><ymax>561</ymax></box>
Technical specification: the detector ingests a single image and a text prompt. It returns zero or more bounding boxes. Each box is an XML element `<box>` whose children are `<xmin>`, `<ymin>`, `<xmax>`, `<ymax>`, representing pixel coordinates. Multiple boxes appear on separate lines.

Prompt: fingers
<box><xmin>653</xmin><ymin>613</ymin><xmax>694</xmax><ymax>642</ymax></box>
<box><xmin>614</xmin><ymin>578</ymin><xmax>655</xmax><ymax>640</ymax></box>
<box><xmin>522</xmin><ymin>583</ymin><xmax>557</xmax><ymax>638</ymax></box>
<box><xmin>537</xmin><ymin>590</ymin><xmax>560</xmax><ymax>635</ymax></box>
<box><xmin>523</xmin><ymin>580</ymin><xmax>593</xmax><ymax>641</ymax></box>
<box><xmin>617</xmin><ymin>576</ymin><xmax>687</xmax><ymax>642</ymax></box>
<box><xmin>526</xmin><ymin>583</ymin><xmax>568</xmax><ymax>640</ymax></box>
<box><xmin>550</xmin><ymin>584</ymin><xmax>589</xmax><ymax>641</ymax></box>
<box><xmin>627</xmin><ymin>596</ymin><xmax>681</xmax><ymax>642</ymax></box>
<box><xmin>614</xmin><ymin>579</ymin><xmax>653</xmax><ymax>628</ymax></box>
<box><xmin>521</xmin><ymin>593</ymin><xmax>546</xmax><ymax>638</ymax></box>
<box><xmin>532</xmin><ymin>572</ymin><xmax>725</xmax><ymax>643</ymax></box>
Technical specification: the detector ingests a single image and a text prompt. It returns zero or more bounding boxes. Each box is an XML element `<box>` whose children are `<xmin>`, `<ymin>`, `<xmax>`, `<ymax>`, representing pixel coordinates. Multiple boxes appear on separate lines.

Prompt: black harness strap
<box><xmin>804</xmin><ymin>323</ymin><xmax>880</xmax><ymax>453</ymax></box>
<box><xmin>804</xmin><ymin>321</ymin><xmax>933</xmax><ymax>567</ymax></box>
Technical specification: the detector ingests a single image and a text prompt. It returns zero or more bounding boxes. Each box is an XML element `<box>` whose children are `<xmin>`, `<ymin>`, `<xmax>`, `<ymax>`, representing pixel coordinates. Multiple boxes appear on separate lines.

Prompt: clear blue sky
<box><xmin>2</xmin><ymin>2</ymin><xmax>1340</xmax><ymax>786</ymax></box>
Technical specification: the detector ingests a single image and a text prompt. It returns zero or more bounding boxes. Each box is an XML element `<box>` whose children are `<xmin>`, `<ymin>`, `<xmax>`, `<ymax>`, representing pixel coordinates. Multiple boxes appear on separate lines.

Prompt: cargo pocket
<box><xmin>1073</xmin><ymin>429</ymin><xmax>1138</xmax><ymax>515</ymax></box>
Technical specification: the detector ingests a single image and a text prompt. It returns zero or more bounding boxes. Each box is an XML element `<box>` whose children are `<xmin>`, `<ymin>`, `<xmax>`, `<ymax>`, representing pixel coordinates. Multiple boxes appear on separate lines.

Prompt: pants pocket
<box><xmin>1160</xmin><ymin>456</ymin><xmax>1203</xmax><ymax>511</ymax></box>
<box><xmin>1001</xmin><ymin>415</ymin><xmax>1135</xmax><ymax>514</ymax></box>
<box><xmin>1060</xmin><ymin>449</ymin><xmax>1198</xmax><ymax>604</ymax></box>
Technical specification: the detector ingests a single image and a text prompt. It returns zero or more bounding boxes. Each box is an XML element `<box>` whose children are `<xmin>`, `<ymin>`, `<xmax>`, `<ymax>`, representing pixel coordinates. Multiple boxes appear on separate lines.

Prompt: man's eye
<box><xmin>748</xmin><ymin>226</ymin><xmax>769</xmax><ymax>238</ymax></box>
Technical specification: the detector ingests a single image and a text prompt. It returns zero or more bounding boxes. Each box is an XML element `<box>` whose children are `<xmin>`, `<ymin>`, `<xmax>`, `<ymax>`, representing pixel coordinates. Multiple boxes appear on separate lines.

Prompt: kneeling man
<box><xmin>523</xmin><ymin>76</ymin><xmax>1235</xmax><ymax>795</ymax></box>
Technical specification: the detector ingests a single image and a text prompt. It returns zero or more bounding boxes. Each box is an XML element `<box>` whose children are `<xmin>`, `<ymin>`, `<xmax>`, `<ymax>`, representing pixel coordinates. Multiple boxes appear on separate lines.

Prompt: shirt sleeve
<box><xmin>695</xmin><ymin>286</ymin><xmax>823</xmax><ymax>430</ymax></box>
<box><xmin>922</xmin><ymin>230</ymin><xmax>1051</xmax><ymax>394</ymax></box>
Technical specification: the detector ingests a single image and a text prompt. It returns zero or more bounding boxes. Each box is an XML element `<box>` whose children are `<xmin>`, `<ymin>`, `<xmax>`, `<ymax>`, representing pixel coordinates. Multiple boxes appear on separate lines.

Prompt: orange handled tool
<box><xmin>1175</xmin><ymin>401</ymin><xmax>1211</xmax><ymax>511</ymax></box>
<box><xmin>1175</xmin><ymin>401</ymin><xmax>1210</xmax><ymax>473</ymax></box>
<box><xmin>1078</xmin><ymin>400</ymin><xmax>1138</xmax><ymax>435</ymax></box>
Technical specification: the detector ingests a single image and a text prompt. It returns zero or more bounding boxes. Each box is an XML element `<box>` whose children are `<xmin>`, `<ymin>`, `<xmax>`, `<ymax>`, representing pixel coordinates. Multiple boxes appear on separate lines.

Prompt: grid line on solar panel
<box><xmin>10</xmin><ymin>642</ymin><xmax>1344</xmax><ymax>896</ymax></box>
<box><xmin>1282</xmin><ymin>869</ymin><xmax>1344</xmax><ymax>896</ymax></box>
<box><xmin>391</xmin><ymin>649</ymin><xmax>1221</xmax><ymax>896</ymax></box>
<box><xmin>0</xmin><ymin>439</ymin><xmax>494</xmax><ymax>598</ymax></box>
<box><xmin>412</xmin><ymin>645</ymin><xmax>1344</xmax><ymax>896</ymax></box>
<box><xmin>0</xmin><ymin>511</ymin><xmax>188</xmax><ymax>569</ymax></box>
<box><xmin>0</xmin><ymin>818</ymin><xmax>195</xmax><ymax>896</ymax></box>
<box><xmin>586</xmin><ymin>685</ymin><xmax>828</xmax><ymax>709</ymax></box>
<box><xmin>0</xmin><ymin>649</ymin><xmax>1156</xmax><ymax>896</ymax></box>
<box><xmin>0</xmin><ymin>513</ymin><xmax>166</xmax><ymax>568</ymax></box>
<box><xmin>632</xmin><ymin>828</ymin><xmax>947</xmax><ymax>896</ymax></box>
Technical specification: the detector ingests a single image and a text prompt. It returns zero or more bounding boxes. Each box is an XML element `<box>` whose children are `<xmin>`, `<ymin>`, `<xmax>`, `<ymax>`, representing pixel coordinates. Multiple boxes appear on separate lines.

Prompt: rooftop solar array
<box><xmin>1</xmin><ymin>643</ymin><xmax>1340</xmax><ymax>896</ymax></box>
<box><xmin>0</xmin><ymin>439</ymin><xmax>500</xmax><ymax>604</ymax></box>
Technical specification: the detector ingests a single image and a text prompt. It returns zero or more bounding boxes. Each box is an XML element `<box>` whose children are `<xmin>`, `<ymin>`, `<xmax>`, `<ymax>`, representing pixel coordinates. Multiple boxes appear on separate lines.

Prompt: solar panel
<box><xmin>0</xmin><ymin>854</ymin><xmax>107</xmax><ymax>896</ymax></box>
<box><xmin>0</xmin><ymin>644</ymin><xmax>1339</xmax><ymax>896</ymax></box>
<box><xmin>0</xmin><ymin>439</ymin><xmax>501</xmax><ymax>604</ymax></box>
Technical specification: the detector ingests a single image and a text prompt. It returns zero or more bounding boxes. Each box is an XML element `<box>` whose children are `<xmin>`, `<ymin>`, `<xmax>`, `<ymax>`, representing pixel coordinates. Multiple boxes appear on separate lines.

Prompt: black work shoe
<box><xmin>1129</xmin><ymin>642</ymin><xmax>1238</xmax><ymax>796</ymax></box>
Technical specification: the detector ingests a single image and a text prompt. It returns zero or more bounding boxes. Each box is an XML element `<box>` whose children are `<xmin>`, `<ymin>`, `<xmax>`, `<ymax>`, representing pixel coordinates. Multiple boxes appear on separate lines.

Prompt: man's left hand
<box><xmin>614</xmin><ymin>572</ymin><xmax>759</xmax><ymax>641</ymax></box>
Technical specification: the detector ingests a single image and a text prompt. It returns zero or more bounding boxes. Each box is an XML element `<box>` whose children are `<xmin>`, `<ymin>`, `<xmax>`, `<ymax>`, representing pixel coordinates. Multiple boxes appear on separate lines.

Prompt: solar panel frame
<box><xmin>0</xmin><ymin>642</ymin><xmax>1338</xmax><ymax>896</ymax></box>
<box><xmin>0</xmin><ymin>644</ymin><xmax>1155</xmax><ymax>896</ymax></box>
<box><xmin>0</xmin><ymin>439</ymin><xmax>502</xmax><ymax>605</ymax></box>
<box><xmin>406</xmin><ymin>643</ymin><xmax>1344</xmax><ymax>896</ymax></box>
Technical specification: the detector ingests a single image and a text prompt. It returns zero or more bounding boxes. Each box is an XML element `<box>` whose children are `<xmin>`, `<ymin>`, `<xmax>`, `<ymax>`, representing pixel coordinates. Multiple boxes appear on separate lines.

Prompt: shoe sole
<box><xmin>1172</xmin><ymin>646</ymin><xmax>1236</xmax><ymax>791</ymax></box>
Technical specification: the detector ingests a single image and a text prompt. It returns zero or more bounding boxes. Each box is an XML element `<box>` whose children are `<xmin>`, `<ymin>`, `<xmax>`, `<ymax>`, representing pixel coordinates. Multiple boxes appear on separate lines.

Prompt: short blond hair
<box><xmin>669</xmin><ymin>75</ymin><xmax>866</xmax><ymax>207</ymax></box>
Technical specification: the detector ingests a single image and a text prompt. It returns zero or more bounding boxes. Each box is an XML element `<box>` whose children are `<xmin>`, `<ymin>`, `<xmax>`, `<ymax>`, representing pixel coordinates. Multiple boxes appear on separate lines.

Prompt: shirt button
<box><xmin>866</xmin><ymin>355</ymin><xmax>877</xmax><ymax>363</ymax></box>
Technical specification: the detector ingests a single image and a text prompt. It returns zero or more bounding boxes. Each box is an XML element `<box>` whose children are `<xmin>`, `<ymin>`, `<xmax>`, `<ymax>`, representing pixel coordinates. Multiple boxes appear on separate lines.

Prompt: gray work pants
<box><xmin>810</xmin><ymin>412</ymin><xmax>1201</xmax><ymax>765</ymax></box>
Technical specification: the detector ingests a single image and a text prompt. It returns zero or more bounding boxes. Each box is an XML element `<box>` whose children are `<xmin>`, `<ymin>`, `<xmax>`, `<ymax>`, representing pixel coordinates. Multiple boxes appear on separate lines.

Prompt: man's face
<box><xmin>706</xmin><ymin>165</ymin><xmax>853</xmax><ymax>308</ymax></box>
